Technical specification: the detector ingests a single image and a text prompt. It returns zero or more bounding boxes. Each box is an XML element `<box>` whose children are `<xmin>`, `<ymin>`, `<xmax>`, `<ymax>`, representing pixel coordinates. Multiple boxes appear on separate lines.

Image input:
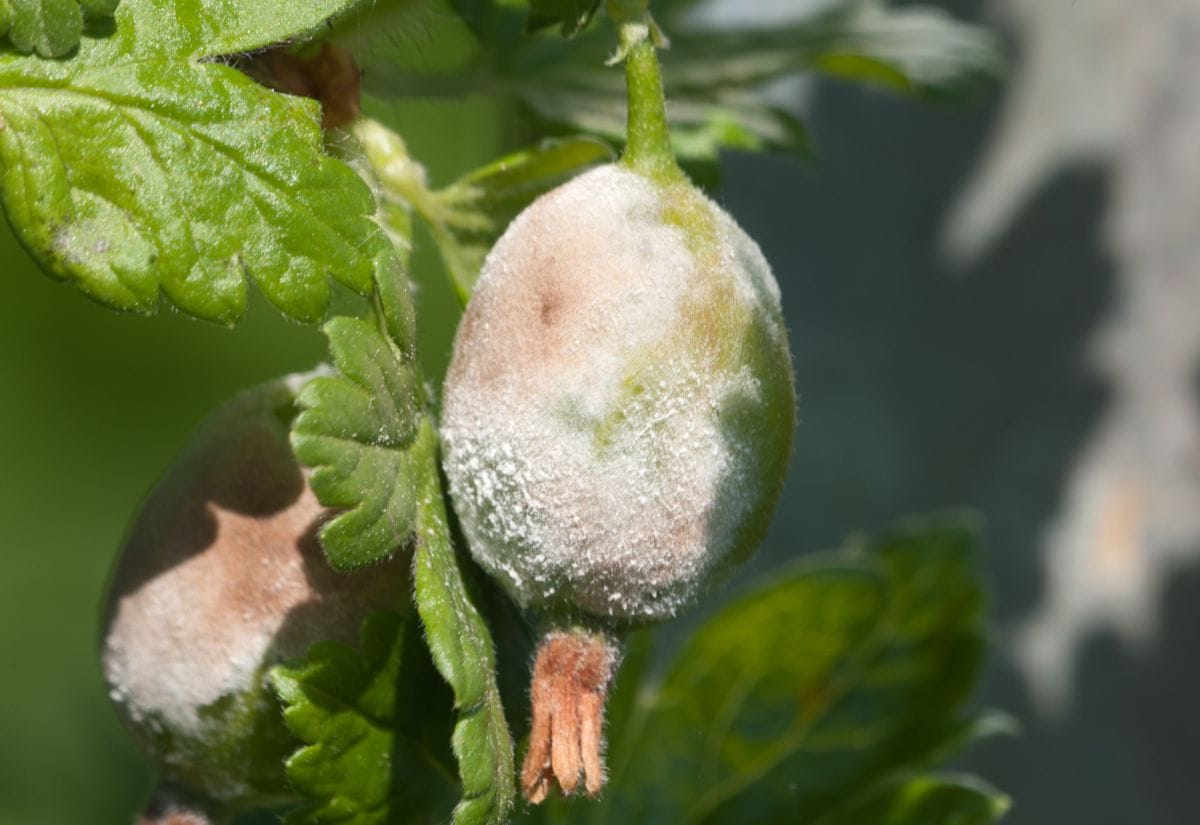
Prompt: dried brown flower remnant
<box><xmin>522</xmin><ymin>631</ymin><xmax>620</xmax><ymax>802</ymax></box>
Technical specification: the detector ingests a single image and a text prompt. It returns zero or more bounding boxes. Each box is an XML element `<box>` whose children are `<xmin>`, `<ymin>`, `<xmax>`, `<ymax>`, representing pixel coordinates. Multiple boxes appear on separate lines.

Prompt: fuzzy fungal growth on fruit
<box><xmin>441</xmin><ymin>162</ymin><xmax>794</xmax><ymax>624</ymax></box>
<box><xmin>100</xmin><ymin>377</ymin><xmax>411</xmax><ymax>819</ymax></box>
<box><xmin>440</xmin><ymin>14</ymin><xmax>795</xmax><ymax>802</ymax></box>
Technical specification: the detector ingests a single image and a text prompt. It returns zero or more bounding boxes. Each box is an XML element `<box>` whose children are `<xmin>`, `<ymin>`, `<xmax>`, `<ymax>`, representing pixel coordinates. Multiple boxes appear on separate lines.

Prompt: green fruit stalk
<box><xmin>440</xmin><ymin>5</ymin><xmax>794</xmax><ymax>802</ymax></box>
<box><xmin>101</xmin><ymin>378</ymin><xmax>411</xmax><ymax>820</ymax></box>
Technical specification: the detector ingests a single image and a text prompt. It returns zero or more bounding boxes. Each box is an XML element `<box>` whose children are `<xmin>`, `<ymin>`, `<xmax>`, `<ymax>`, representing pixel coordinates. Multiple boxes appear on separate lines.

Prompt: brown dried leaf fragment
<box><xmin>246</xmin><ymin>42</ymin><xmax>362</xmax><ymax>129</ymax></box>
<box><xmin>522</xmin><ymin>630</ymin><xmax>620</xmax><ymax>803</ymax></box>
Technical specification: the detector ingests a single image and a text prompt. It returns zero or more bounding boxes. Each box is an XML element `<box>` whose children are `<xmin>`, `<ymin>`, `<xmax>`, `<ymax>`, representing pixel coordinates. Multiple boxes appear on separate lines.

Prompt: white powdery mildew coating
<box><xmin>101</xmin><ymin>380</ymin><xmax>408</xmax><ymax>763</ymax></box>
<box><xmin>102</xmin><ymin>487</ymin><xmax>321</xmax><ymax>736</ymax></box>
<box><xmin>442</xmin><ymin>165</ymin><xmax>788</xmax><ymax>621</ymax></box>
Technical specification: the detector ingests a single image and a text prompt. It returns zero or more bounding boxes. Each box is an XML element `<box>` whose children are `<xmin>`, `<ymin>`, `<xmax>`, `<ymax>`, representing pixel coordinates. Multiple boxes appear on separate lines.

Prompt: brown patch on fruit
<box><xmin>101</xmin><ymin>381</ymin><xmax>411</xmax><ymax>756</ymax></box>
<box><xmin>537</xmin><ymin>280</ymin><xmax>565</xmax><ymax>328</ymax></box>
<box><xmin>522</xmin><ymin>631</ymin><xmax>619</xmax><ymax>803</ymax></box>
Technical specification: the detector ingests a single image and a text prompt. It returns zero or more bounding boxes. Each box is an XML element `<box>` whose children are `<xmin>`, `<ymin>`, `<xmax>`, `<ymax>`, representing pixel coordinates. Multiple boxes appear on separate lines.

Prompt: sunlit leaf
<box><xmin>0</xmin><ymin>0</ymin><xmax>394</xmax><ymax>324</ymax></box>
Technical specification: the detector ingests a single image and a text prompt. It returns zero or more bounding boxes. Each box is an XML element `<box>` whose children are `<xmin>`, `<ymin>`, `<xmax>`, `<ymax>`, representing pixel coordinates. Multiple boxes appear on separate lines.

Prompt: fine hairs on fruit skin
<box><xmin>441</xmin><ymin>164</ymin><xmax>795</xmax><ymax>625</ymax></box>
<box><xmin>100</xmin><ymin>376</ymin><xmax>412</xmax><ymax>812</ymax></box>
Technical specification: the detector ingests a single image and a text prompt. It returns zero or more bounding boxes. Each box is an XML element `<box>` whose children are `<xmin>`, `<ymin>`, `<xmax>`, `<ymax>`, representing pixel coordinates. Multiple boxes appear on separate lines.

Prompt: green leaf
<box><xmin>596</xmin><ymin>515</ymin><xmax>999</xmax><ymax>824</ymax></box>
<box><xmin>290</xmin><ymin>258</ymin><xmax>428</xmax><ymax>569</ymax></box>
<box><xmin>290</xmin><ymin>250</ymin><xmax>514</xmax><ymax>823</ymax></box>
<box><xmin>504</xmin><ymin>1</ymin><xmax>996</xmax><ymax>165</ymax></box>
<box><xmin>815</xmin><ymin>774</ymin><xmax>1010</xmax><ymax>825</ymax></box>
<box><xmin>2</xmin><ymin>0</ymin><xmax>120</xmax><ymax>59</ymax></box>
<box><xmin>666</xmin><ymin>2</ymin><xmax>1004</xmax><ymax>103</ymax></box>
<box><xmin>270</xmin><ymin>612</ymin><xmax>459</xmax><ymax>825</ymax></box>
<box><xmin>414</xmin><ymin>470</ymin><xmax>516</xmax><ymax>825</ymax></box>
<box><xmin>521</xmin><ymin>80</ymin><xmax>813</xmax><ymax>167</ymax></box>
<box><xmin>526</xmin><ymin>0</ymin><xmax>600</xmax><ymax>36</ymax></box>
<box><xmin>0</xmin><ymin>0</ymin><xmax>395</xmax><ymax>324</ymax></box>
<box><xmin>426</xmin><ymin>136</ymin><xmax>613</xmax><ymax>300</ymax></box>
<box><xmin>332</xmin><ymin>0</ymin><xmax>481</xmax><ymax>78</ymax></box>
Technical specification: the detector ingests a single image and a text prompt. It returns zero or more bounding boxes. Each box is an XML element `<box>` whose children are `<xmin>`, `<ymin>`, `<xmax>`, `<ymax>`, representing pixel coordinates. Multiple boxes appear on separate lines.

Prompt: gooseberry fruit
<box><xmin>100</xmin><ymin>377</ymin><xmax>411</xmax><ymax>821</ymax></box>
<box><xmin>439</xmin><ymin>31</ymin><xmax>794</xmax><ymax>801</ymax></box>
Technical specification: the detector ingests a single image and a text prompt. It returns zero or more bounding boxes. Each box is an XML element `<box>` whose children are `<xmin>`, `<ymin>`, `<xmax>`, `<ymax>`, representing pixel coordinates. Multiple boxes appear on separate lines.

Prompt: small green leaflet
<box><xmin>0</xmin><ymin>0</ymin><xmax>394</xmax><ymax>324</ymax></box>
<box><xmin>414</xmin><ymin>474</ymin><xmax>516</xmax><ymax>825</ymax></box>
<box><xmin>1</xmin><ymin>0</ymin><xmax>120</xmax><ymax>58</ymax></box>
<box><xmin>290</xmin><ymin>256</ymin><xmax>427</xmax><ymax>569</ymax></box>
<box><xmin>270</xmin><ymin>612</ymin><xmax>460</xmax><ymax>825</ymax></box>
<box><xmin>586</xmin><ymin>515</ymin><xmax>1004</xmax><ymax>825</ymax></box>
<box><xmin>290</xmin><ymin>245</ymin><xmax>514</xmax><ymax>822</ymax></box>
<box><xmin>425</xmin><ymin>136</ymin><xmax>613</xmax><ymax>302</ymax></box>
<box><xmin>526</xmin><ymin>0</ymin><xmax>600</xmax><ymax>36</ymax></box>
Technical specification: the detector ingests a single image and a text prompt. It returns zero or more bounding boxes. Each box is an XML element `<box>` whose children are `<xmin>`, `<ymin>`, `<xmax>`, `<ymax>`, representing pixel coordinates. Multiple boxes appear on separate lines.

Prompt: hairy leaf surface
<box><xmin>2</xmin><ymin>0</ymin><xmax>120</xmax><ymax>58</ymax></box>
<box><xmin>290</xmin><ymin>258</ymin><xmax>426</xmax><ymax>569</ymax></box>
<box><xmin>414</xmin><ymin>472</ymin><xmax>516</xmax><ymax>825</ymax></box>
<box><xmin>271</xmin><ymin>613</ymin><xmax>458</xmax><ymax>825</ymax></box>
<box><xmin>0</xmin><ymin>0</ymin><xmax>393</xmax><ymax>324</ymax></box>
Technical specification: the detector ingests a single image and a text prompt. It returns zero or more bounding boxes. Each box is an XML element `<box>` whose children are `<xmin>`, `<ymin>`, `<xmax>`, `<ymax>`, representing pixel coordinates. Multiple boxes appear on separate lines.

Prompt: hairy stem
<box><xmin>606</xmin><ymin>0</ymin><xmax>683</xmax><ymax>183</ymax></box>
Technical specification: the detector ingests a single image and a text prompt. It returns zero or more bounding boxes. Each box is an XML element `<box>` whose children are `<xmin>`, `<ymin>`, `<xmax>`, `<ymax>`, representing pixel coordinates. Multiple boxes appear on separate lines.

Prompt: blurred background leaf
<box><xmin>815</xmin><ymin>773</ymin><xmax>1009</xmax><ymax>825</ymax></box>
<box><xmin>526</xmin><ymin>0</ymin><xmax>601</xmax><ymax>36</ymax></box>
<box><xmin>359</xmin><ymin>0</ymin><xmax>1000</xmax><ymax>176</ymax></box>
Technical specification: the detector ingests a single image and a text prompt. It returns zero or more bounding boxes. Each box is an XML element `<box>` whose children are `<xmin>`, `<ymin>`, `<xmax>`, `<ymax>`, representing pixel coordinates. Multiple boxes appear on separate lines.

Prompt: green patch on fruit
<box><xmin>132</xmin><ymin>668</ymin><xmax>301</xmax><ymax>811</ymax></box>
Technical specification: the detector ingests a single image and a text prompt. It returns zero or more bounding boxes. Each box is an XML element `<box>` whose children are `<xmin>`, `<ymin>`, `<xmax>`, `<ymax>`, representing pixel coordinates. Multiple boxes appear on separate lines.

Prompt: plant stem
<box><xmin>606</xmin><ymin>1</ymin><xmax>685</xmax><ymax>184</ymax></box>
<box><xmin>621</xmin><ymin>40</ymin><xmax>683</xmax><ymax>183</ymax></box>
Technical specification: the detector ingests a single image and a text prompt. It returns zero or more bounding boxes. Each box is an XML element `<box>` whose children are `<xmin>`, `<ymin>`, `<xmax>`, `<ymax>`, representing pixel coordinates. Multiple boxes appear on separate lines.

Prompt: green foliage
<box><xmin>289</xmin><ymin>257</ymin><xmax>430</xmax><ymax>569</ymax></box>
<box><xmin>519</xmin><ymin>0</ymin><xmax>1000</xmax><ymax>165</ymax></box>
<box><xmin>362</xmin><ymin>0</ymin><xmax>1000</xmax><ymax>170</ymax></box>
<box><xmin>290</xmin><ymin>211</ymin><xmax>515</xmax><ymax>822</ymax></box>
<box><xmin>0</xmin><ymin>0</ymin><xmax>392</xmax><ymax>324</ymax></box>
<box><xmin>1</xmin><ymin>0</ymin><xmax>120</xmax><ymax>58</ymax></box>
<box><xmin>668</xmin><ymin>2</ymin><xmax>1006</xmax><ymax>102</ymax></box>
<box><xmin>0</xmin><ymin>1</ymin><xmax>1010</xmax><ymax>822</ymax></box>
<box><xmin>819</xmin><ymin>774</ymin><xmax>1009</xmax><ymax>825</ymax></box>
<box><xmin>413</xmin><ymin>479</ymin><xmax>517</xmax><ymax>825</ymax></box>
<box><xmin>544</xmin><ymin>516</ymin><xmax>1006</xmax><ymax>825</ymax></box>
<box><xmin>271</xmin><ymin>613</ymin><xmax>459</xmax><ymax>825</ymax></box>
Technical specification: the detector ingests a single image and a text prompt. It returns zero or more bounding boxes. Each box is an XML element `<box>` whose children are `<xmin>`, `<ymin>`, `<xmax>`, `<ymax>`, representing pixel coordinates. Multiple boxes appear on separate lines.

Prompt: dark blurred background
<box><xmin>3</xmin><ymin>1</ymin><xmax>1197</xmax><ymax>823</ymax></box>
